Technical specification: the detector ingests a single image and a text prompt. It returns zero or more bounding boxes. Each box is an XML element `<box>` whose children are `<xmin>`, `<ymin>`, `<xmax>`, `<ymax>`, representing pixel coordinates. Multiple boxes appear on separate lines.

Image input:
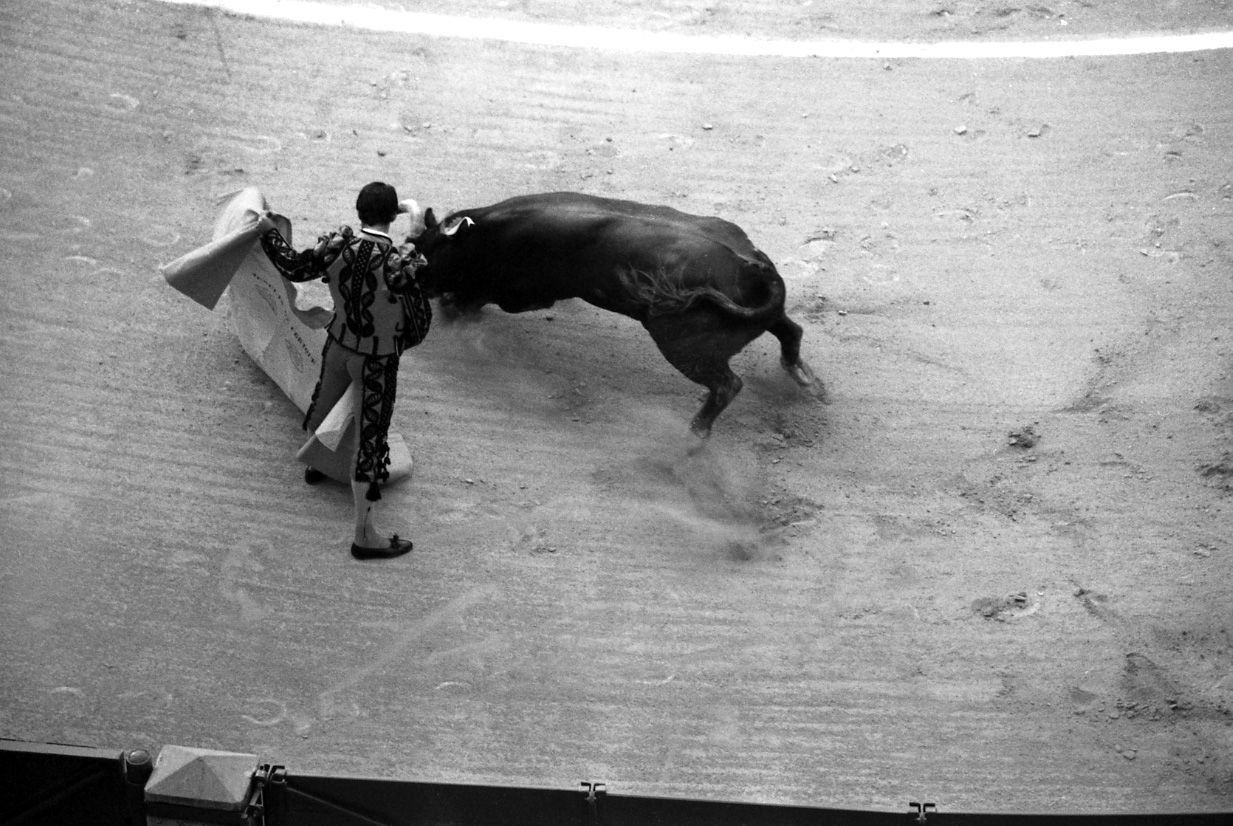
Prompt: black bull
<box><xmin>411</xmin><ymin>192</ymin><xmax>821</xmax><ymax>435</ymax></box>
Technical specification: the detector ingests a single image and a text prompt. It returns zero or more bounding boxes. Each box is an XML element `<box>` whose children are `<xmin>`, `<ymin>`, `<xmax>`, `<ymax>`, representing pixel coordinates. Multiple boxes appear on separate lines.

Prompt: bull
<box><xmin>411</xmin><ymin>192</ymin><xmax>821</xmax><ymax>436</ymax></box>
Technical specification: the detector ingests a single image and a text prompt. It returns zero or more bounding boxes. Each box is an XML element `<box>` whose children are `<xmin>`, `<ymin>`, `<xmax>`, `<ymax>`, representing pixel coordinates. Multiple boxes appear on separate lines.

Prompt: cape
<box><xmin>160</xmin><ymin>187</ymin><xmax>414</xmax><ymax>485</ymax></box>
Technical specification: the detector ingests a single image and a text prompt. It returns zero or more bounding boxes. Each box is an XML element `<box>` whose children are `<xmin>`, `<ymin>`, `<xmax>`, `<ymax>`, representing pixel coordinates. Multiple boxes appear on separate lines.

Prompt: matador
<box><xmin>258</xmin><ymin>182</ymin><xmax>432</xmax><ymax>560</ymax></box>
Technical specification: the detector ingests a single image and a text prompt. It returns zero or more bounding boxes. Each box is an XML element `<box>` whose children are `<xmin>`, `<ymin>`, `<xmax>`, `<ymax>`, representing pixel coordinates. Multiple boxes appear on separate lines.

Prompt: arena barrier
<box><xmin>2</xmin><ymin>740</ymin><xmax>1229</xmax><ymax>826</ymax></box>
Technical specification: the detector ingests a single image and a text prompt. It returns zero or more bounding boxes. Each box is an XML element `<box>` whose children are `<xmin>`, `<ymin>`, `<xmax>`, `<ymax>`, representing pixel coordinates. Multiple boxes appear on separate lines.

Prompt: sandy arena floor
<box><xmin>1</xmin><ymin>0</ymin><xmax>1232</xmax><ymax>814</ymax></box>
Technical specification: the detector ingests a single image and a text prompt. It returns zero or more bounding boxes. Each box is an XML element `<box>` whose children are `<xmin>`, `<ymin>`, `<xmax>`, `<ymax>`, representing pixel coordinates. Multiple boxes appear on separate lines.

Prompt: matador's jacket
<box><xmin>261</xmin><ymin>225</ymin><xmax>432</xmax><ymax>498</ymax></box>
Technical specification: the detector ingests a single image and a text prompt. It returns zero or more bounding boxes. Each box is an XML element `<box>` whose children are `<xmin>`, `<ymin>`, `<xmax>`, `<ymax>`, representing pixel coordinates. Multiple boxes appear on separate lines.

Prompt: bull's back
<box><xmin>473</xmin><ymin>192</ymin><xmax>761</xmax><ymax>260</ymax></box>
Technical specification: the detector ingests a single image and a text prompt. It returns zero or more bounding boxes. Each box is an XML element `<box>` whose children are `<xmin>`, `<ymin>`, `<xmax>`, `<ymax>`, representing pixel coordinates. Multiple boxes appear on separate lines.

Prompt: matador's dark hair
<box><xmin>356</xmin><ymin>181</ymin><xmax>399</xmax><ymax>226</ymax></box>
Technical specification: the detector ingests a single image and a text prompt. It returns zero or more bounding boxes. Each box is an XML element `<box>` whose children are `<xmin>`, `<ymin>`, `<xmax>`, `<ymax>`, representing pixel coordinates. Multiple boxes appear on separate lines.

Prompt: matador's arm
<box><xmin>260</xmin><ymin>225</ymin><xmax>351</xmax><ymax>283</ymax></box>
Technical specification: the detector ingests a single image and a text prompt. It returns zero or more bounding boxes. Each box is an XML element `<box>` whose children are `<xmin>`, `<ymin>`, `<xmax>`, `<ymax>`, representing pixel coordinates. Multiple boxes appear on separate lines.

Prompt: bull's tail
<box><xmin>619</xmin><ymin>257</ymin><xmax>785</xmax><ymax>320</ymax></box>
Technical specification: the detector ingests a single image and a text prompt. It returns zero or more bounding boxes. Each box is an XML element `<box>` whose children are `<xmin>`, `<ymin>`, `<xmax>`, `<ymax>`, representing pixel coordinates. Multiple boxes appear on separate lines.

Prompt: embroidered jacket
<box><xmin>261</xmin><ymin>226</ymin><xmax>431</xmax><ymax>356</ymax></box>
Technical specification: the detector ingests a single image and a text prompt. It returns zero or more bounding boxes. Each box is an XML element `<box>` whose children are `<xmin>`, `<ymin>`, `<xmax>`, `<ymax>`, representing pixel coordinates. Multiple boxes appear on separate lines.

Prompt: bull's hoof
<box><xmin>783</xmin><ymin>359</ymin><xmax>829</xmax><ymax>403</ymax></box>
<box><xmin>805</xmin><ymin>378</ymin><xmax>831</xmax><ymax>404</ymax></box>
<box><xmin>686</xmin><ymin>432</ymin><xmax>710</xmax><ymax>455</ymax></box>
<box><xmin>688</xmin><ymin>420</ymin><xmax>713</xmax><ymax>448</ymax></box>
<box><xmin>782</xmin><ymin>357</ymin><xmax>817</xmax><ymax>386</ymax></box>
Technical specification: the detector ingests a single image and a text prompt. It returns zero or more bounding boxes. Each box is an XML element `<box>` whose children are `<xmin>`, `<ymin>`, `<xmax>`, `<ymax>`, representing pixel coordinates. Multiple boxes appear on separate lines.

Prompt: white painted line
<box><xmin>155</xmin><ymin>0</ymin><xmax>1233</xmax><ymax>58</ymax></box>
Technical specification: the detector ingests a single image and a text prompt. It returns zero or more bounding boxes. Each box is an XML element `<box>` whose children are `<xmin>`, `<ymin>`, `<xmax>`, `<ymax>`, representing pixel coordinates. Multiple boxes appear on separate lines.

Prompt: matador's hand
<box><xmin>254</xmin><ymin>211</ymin><xmax>279</xmax><ymax>235</ymax></box>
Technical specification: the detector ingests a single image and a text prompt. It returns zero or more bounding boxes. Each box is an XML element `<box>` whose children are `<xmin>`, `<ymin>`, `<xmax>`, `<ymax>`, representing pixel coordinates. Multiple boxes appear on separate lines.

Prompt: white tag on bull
<box><xmin>441</xmin><ymin>215</ymin><xmax>474</xmax><ymax>236</ymax></box>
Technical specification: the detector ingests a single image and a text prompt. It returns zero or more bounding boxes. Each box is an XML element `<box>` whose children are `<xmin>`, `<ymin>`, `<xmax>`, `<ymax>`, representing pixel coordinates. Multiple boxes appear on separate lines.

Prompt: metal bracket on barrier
<box><xmin>581</xmin><ymin>781</ymin><xmax>607</xmax><ymax>826</ymax></box>
<box><xmin>244</xmin><ymin>764</ymin><xmax>287</xmax><ymax>825</ymax></box>
<box><xmin>909</xmin><ymin>801</ymin><xmax>937</xmax><ymax>822</ymax></box>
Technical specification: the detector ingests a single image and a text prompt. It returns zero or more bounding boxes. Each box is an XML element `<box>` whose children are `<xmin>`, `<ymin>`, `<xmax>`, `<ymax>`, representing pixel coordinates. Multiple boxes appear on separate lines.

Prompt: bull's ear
<box><xmin>441</xmin><ymin>215</ymin><xmax>475</xmax><ymax>236</ymax></box>
<box><xmin>423</xmin><ymin>208</ymin><xmax>438</xmax><ymax>230</ymax></box>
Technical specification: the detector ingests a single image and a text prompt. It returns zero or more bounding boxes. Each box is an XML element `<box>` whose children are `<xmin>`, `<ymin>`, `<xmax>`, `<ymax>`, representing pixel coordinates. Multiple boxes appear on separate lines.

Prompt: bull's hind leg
<box><xmin>690</xmin><ymin>368</ymin><xmax>743</xmax><ymax>437</ymax></box>
<box><xmin>768</xmin><ymin>314</ymin><xmax>823</xmax><ymax>393</ymax></box>
<box><xmin>644</xmin><ymin>316</ymin><xmax>747</xmax><ymax>437</ymax></box>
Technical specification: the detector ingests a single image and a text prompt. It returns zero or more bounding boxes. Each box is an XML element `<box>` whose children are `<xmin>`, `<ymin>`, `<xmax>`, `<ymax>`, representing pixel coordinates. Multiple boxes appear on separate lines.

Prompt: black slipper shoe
<box><xmin>351</xmin><ymin>534</ymin><xmax>413</xmax><ymax>560</ymax></box>
<box><xmin>305</xmin><ymin>467</ymin><xmax>328</xmax><ymax>485</ymax></box>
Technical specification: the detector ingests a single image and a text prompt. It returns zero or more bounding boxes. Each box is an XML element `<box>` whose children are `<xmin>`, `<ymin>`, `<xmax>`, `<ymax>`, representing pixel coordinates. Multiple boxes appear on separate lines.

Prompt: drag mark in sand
<box><xmin>317</xmin><ymin>584</ymin><xmax>499</xmax><ymax>714</ymax></box>
<box><xmin>220</xmin><ymin>540</ymin><xmax>270</xmax><ymax>623</ymax></box>
<box><xmin>153</xmin><ymin>0</ymin><xmax>1233</xmax><ymax>58</ymax></box>
<box><xmin>207</xmin><ymin>8</ymin><xmax>234</xmax><ymax>81</ymax></box>
<box><xmin>240</xmin><ymin>698</ymin><xmax>287</xmax><ymax>727</ymax></box>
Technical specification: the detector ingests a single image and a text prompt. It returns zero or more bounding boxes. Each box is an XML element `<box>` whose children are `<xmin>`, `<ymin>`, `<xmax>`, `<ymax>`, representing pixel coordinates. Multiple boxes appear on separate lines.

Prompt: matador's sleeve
<box><xmin>260</xmin><ymin>226</ymin><xmax>352</xmax><ymax>283</ymax></box>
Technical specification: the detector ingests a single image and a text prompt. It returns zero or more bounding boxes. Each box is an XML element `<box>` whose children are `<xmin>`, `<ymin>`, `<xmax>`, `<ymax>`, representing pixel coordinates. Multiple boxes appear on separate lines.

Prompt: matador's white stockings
<box><xmin>351</xmin><ymin>479</ymin><xmax>381</xmax><ymax>548</ymax></box>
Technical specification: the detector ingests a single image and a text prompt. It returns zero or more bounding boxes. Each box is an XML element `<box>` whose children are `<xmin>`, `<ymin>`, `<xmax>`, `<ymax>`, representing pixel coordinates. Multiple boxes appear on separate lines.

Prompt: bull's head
<box><xmin>409</xmin><ymin>208</ymin><xmax>476</xmax><ymax>300</ymax></box>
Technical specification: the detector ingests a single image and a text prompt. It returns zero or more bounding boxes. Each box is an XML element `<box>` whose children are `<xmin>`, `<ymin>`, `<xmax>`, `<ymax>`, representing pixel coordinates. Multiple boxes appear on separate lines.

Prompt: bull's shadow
<box><xmin>414</xmin><ymin>298</ymin><xmax>819</xmax><ymax>445</ymax></box>
<box><xmin>414</xmin><ymin>300</ymin><xmax>683</xmax><ymax>426</ymax></box>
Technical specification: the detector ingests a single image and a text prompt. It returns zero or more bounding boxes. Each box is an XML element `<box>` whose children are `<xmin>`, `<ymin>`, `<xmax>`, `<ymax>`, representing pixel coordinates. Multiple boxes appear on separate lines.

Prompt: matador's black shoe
<box><xmin>304</xmin><ymin>467</ymin><xmax>328</xmax><ymax>485</ymax></box>
<box><xmin>351</xmin><ymin>534</ymin><xmax>413</xmax><ymax>560</ymax></box>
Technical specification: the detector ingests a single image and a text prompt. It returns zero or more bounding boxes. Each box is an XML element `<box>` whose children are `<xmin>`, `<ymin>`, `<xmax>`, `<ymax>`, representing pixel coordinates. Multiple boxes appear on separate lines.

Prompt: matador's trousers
<box><xmin>304</xmin><ymin>335</ymin><xmax>399</xmax><ymax>499</ymax></box>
